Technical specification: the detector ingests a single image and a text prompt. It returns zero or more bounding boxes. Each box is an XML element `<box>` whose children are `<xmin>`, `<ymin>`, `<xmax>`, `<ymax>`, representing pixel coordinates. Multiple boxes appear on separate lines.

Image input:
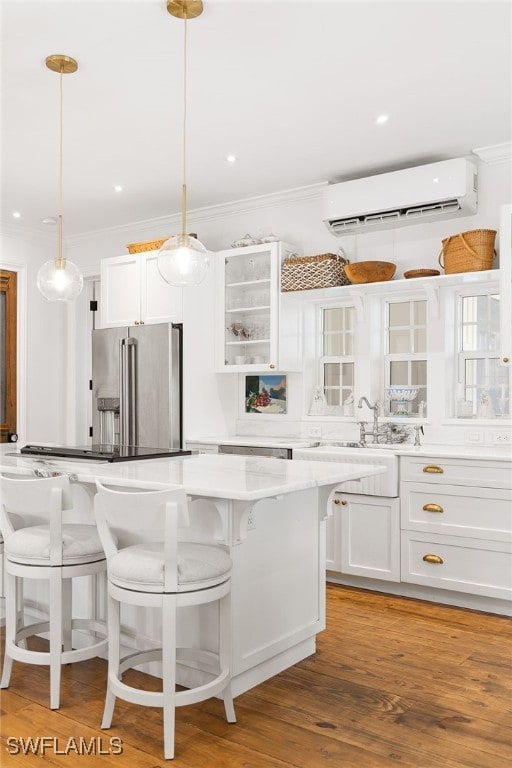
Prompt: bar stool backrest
<box><xmin>0</xmin><ymin>474</ymin><xmax>73</xmax><ymax>566</ymax></box>
<box><xmin>94</xmin><ymin>481</ymin><xmax>189</xmax><ymax>593</ymax></box>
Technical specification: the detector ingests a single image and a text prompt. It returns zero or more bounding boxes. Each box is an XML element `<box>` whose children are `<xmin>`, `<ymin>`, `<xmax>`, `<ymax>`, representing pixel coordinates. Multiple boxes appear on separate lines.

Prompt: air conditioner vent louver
<box><xmin>323</xmin><ymin>158</ymin><xmax>477</xmax><ymax>236</ymax></box>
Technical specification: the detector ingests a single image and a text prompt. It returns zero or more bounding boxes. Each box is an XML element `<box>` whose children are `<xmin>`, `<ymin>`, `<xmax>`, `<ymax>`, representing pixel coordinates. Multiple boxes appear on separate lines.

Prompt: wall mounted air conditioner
<box><xmin>323</xmin><ymin>158</ymin><xmax>477</xmax><ymax>235</ymax></box>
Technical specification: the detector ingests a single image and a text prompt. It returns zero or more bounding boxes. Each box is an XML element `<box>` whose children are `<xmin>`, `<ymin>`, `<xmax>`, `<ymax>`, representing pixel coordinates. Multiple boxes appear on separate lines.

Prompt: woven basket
<box><xmin>281</xmin><ymin>252</ymin><xmax>350</xmax><ymax>291</ymax></box>
<box><xmin>438</xmin><ymin>229</ymin><xmax>496</xmax><ymax>274</ymax></box>
<box><xmin>126</xmin><ymin>237</ymin><xmax>168</xmax><ymax>254</ymax></box>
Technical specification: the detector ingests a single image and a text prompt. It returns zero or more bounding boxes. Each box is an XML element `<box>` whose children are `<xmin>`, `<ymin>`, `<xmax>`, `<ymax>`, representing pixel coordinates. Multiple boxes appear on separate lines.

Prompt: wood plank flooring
<box><xmin>1</xmin><ymin>584</ymin><xmax>511</xmax><ymax>767</ymax></box>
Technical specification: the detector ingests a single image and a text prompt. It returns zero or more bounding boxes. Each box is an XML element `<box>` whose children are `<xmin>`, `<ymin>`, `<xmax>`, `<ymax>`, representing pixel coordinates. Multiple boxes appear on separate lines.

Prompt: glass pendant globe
<box><xmin>37</xmin><ymin>259</ymin><xmax>84</xmax><ymax>301</ymax></box>
<box><xmin>157</xmin><ymin>234</ymin><xmax>209</xmax><ymax>287</ymax></box>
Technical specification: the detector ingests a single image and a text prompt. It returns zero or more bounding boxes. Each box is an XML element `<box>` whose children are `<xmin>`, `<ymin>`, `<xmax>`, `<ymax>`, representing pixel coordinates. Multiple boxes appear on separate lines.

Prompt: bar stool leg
<box><xmin>0</xmin><ymin>571</ymin><xmax>16</xmax><ymax>689</ymax></box>
<box><xmin>219</xmin><ymin>591</ymin><xmax>236</xmax><ymax>723</ymax></box>
<box><xmin>102</xmin><ymin>592</ymin><xmax>119</xmax><ymax>729</ymax></box>
<box><xmin>62</xmin><ymin>579</ymin><xmax>72</xmax><ymax>653</ymax></box>
<box><xmin>162</xmin><ymin>595</ymin><xmax>177</xmax><ymax>760</ymax></box>
<box><xmin>49</xmin><ymin>569</ymin><xmax>63</xmax><ymax>709</ymax></box>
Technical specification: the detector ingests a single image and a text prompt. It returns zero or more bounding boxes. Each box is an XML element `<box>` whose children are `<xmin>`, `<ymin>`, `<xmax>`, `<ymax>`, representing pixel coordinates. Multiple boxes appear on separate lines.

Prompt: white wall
<box><xmin>0</xmin><ymin>228</ymin><xmax>68</xmax><ymax>444</ymax></box>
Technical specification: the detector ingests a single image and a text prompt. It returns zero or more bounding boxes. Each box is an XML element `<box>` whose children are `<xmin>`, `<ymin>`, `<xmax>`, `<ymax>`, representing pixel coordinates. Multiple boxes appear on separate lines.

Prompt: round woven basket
<box><xmin>438</xmin><ymin>229</ymin><xmax>496</xmax><ymax>274</ymax></box>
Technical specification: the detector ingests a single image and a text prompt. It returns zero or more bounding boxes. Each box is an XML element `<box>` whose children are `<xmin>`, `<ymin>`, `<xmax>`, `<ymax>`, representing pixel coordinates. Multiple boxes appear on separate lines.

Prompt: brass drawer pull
<box><xmin>423</xmin><ymin>465</ymin><xmax>444</xmax><ymax>474</ymax></box>
<box><xmin>423</xmin><ymin>554</ymin><xmax>444</xmax><ymax>565</ymax></box>
<box><xmin>333</xmin><ymin>499</ymin><xmax>347</xmax><ymax>506</ymax></box>
<box><xmin>423</xmin><ymin>503</ymin><xmax>444</xmax><ymax>513</ymax></box>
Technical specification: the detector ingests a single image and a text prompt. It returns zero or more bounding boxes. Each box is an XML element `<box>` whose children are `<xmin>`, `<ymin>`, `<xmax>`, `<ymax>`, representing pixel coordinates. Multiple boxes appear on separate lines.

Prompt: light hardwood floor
<box><xmin>1</xmin><ymin>584</ymin><xmax>511</xmax><ymax>767</ymax></box>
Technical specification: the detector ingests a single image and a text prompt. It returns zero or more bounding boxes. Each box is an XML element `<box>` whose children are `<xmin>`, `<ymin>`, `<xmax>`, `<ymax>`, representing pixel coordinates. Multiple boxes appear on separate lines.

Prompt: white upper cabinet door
<box><xmin>141</xmin><ymin>251</ymin><xmax>183</xmax><ymax>325</ymax></box>
<box><xmin>100</xmin><ymin>251</ymin><xmax>183</xmax><ymax>328</ymax></box>
<box><xmin>215</xmin><ymin>241</ymin><xmax>302</xmax><ymax>373</ymax></box>
<box><xmin>499</xmin><ymin>204</ymin><xmax>511</xmax><ymax>367</ymax></box>
<box><xmin>100</xmin><ymin>254</ymin><xmax>141</xmax><ymax>328</ymax></box>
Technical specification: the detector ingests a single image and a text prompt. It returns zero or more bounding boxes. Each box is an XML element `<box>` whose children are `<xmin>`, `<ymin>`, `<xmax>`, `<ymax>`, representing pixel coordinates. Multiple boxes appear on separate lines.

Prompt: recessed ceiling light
<box><xmin>375</xmin><ymin>114</ymin><xmax>389</xmax><ymax>125</ymax></box>
<box><xmin>42</xmin><ymin>217</ymin><xmax>58</xmax><ymax>225</ymax></box>
<box><xmin>226</xmin><ymin>155</ymin><xmax>237</xmax><ymax>164</ymax></box>
<box><xmin>113</xmin><ymin>184</ymin><xmax>123</xmax><ymax>192</ymax></box>
<box><xmin>12</xmin><ymin>211</ymin><xmax>21</xmax><ymax>218</ymax></box>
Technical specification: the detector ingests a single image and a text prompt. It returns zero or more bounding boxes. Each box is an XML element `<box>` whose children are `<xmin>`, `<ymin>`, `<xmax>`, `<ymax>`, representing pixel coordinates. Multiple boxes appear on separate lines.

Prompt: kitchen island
<box><xmin>0</xmin><ymin>451</ymin><xmax>384</xmax><ymax>696</ymax></box>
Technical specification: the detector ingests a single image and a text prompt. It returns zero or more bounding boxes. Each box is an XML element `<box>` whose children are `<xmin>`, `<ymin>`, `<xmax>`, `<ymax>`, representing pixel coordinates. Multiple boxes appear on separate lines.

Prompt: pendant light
<box><xmin>37</xmin><ymin>55</ymin><xmax>83</xmax><ymax>302</ymax></box>
<box><xmin>157</xmin><ymin>0</ymin><xmax>209</xmax><ymax>287</ymax></box>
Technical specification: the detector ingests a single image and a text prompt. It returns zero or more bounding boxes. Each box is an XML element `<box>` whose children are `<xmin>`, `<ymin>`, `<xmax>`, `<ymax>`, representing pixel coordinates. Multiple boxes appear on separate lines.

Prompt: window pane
<box><xmin>324</xmin><ymin>363</ymin><xmax>340</xmax><ymax>387</ymax></box>
<box><xmin>344</xmin><ymin>307</ymin><xmax>355</xmax><ymax>330</ymax></box>
<box><xmin>389</xmin><ymin>329</ymin><xmax>410</xmax><ymax>354</ymax></box>
<box><xmin>390</xmin><ymin>361</ymin><xmax>408</xmax><ymax>385</ymax></box>
<box><xmin>341</xmin><ymin>363</ymin><xmax>354</xmax><ymax>386</ymax></box>
<box><xmin>324</xmin><ymin>308</ymin><xmax>343</xmax><ymax>331</ymax></box>
<box><xmin>325</xmin><ymin>389</ymin><xmax>339</xmax><ymax>406</ymax></box>
<box><xmin>462</xmin><ymin>294</ymin><xmax>500</xmax><ymax>352</ymax></box>
<box><xmin>389</xmin><ymin>302</ymin><xmax>410</xmax><ymax>326</ymax></box>
<box><xmin>413</xmin><ymin>300</ymin><xmax>427</xmax><ymax>325</ymax></box>
<box><xmin>411</xmin><ymin>360</ymin><xmax>427</xmax><ymax>387</ymax></box>
<box><xmin>324</xmin><ymin>334</ymin><xmax>343</xmax><ymax>356</ymax></box>
<box><xmin>414</xmin><ymin>328</ymin><xmax>426</xmax><ymax>353</ymax></box>
<box><xmin>345</xmin><ymin>334</ymin><xmax>353</xmax><ymax>355</ymax></box>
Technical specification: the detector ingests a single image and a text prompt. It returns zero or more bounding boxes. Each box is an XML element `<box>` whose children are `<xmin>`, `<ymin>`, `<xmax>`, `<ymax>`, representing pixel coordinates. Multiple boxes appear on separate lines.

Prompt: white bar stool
<box><xmin>94</xmin><ymin>481</ymin><xmax>236</xmax><ymax>761</ymax></box>
<box><xmin>0</xmin><ymin>473</ymin><xmax>108</xmax><ymax>709</ymax></box>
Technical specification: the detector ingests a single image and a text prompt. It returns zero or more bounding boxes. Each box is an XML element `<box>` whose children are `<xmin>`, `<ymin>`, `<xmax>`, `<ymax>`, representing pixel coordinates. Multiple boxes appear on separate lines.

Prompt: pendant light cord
<box><xmin>181</xmin><ymin>17</ymin><xmax>188</xmax><ymax>237</ymax></box>
<box><xmin>57</xmin><ymin>68</ymin><xmax>64</xmax><ymax>268</ymax></box>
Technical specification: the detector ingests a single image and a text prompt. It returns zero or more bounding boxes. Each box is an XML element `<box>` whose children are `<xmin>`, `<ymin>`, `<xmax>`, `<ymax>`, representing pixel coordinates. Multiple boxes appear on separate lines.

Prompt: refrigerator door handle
<box><xmin>120</xmin><ymin>337</ymin><xmax>137</xmax><ymax>447</ymax></box>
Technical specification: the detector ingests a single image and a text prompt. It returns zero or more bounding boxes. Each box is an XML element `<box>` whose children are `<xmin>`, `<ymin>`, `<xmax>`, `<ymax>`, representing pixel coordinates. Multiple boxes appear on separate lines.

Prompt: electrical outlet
<box><xmin>493</xmin><ymin>431</ymin><xmax>512</xmax><ymax>445</ymax></box>
<box><xmin>308</xmin><ymin>426</ymin><xmax>322</xmax><ymax>438</ymax></box>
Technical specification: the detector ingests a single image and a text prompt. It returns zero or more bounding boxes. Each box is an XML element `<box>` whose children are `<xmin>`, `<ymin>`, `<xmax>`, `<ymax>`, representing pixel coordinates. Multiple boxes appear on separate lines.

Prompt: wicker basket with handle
<box><xmin>438</xmin><ymin>229</ymin><xmax>496</xmax><ymax>274</ymax></box>
<box><xmin>126</xmin><ymin>237</ymin><xmax>168</xmax><ymax>254</ymax></box>
<box><xmin>281</xmin><ymin>252</ymin><xmax>350</xmax><ymax>291</ymax></box>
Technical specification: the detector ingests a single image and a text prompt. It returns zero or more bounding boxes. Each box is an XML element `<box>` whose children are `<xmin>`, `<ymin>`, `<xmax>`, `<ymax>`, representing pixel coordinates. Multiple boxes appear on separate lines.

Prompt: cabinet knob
<box><xmin>334</xmin><ymin>498</ymin><xmax>340</xmax><ymax>505</ymax></box>
<box><xmin>423</xmin><ymin>465</ymin><xmax>444</xmax><ymax>474</ymax></box>
<box><xmin>140</xmin><ymin>320</ymin><xmax>144</xmax><ymax>325</ymax></box>
<box><xmin>269</xmin><ymin>364</ymin><xmax>276</xmax><ymax>370</ymax></box>
<box><xmin>422</xmin><ymin>554</ymin><xmax>444</xmax><ymax>565</ymax></box>
<box><xmin>423</xmin><ymin>503</ymin><xmax>444</xmax><ymax>513</ymax></box>
<box><xmin>333</xmin><ymin>499</ymin><xmax>347</xmax><ymax>505</ymax></box>
<box><xmin>134</xmin><ymin>320</ymin><xmax>139</xmax><ymax>325</ymax></box>
<box><xmin>503</xmin><ymin>357</ymin><xmax>510</xmax><ymax>363</ymax></box>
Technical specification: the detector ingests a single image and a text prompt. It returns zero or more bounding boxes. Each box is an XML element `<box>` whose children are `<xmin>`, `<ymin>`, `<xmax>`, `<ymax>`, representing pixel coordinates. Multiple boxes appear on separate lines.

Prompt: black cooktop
<box><xmin>20</xmin><ymin>444</ymin><xmax>191</xmax><ymax>463</ymax></box>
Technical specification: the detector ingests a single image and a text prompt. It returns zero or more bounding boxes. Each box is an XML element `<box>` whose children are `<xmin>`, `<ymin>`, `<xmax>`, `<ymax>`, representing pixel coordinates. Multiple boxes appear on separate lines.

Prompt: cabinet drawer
<box><xmin>400</xmin><ymin>456</ymin><xmax>512</xmax><ymax>489</ymax></box>
<box><xmin>401</xmin><ymin>482</ymin><xmax>512</xmax><ymax>541</ymax></box>
<box><xmin>401</xmin><ymin>531</ymin><xmax>512</xmax><ymax>600</ymax></box>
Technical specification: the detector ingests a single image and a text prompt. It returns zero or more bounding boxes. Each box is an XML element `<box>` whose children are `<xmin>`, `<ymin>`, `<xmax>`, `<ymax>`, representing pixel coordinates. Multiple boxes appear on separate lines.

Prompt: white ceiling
<box><xmin>2</xmin><ymin>0</ymin><xmax>511</xmax><ymax>236</ymax></box>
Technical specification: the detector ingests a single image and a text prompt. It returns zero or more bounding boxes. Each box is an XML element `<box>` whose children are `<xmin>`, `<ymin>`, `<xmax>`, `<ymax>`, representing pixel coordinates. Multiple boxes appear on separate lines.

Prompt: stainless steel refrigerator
<box><xmin>92</xmin><ymin>322</ymin><xmax>183</xmax><ymax>451</ymax></box>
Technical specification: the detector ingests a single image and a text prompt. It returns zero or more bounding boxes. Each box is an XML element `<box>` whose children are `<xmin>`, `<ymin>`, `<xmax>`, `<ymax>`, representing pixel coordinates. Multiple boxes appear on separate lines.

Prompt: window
<box><xmin>320</xmin><ymin>306</ymin><xmax>355</xmax><ymax>410</ymax></box>
<box><xmin>458</xmin><ymin>292</ymin><xmax>508</xmax><ymax>418</ymax></box>
<box><xmin>0</xmin><ymin>270</ymin><xmax>17</xmax><ymax>442</ymax></box>
<box><xmin>385</xmin><ymin>299</ymin><xmax>427</xmax><ymax>416</ymax></box>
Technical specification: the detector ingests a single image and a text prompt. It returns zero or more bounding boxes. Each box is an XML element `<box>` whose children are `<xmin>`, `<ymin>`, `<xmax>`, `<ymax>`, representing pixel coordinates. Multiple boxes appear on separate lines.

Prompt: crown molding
<box><xmin>65</xmin><ymin>183</ymin><xmax>327</xmax><ymax>246</ymax></box>
<box><xmin>472</xmin><ymin>142</ymin><xmax>512</xmax><ymax>164</ymax></box>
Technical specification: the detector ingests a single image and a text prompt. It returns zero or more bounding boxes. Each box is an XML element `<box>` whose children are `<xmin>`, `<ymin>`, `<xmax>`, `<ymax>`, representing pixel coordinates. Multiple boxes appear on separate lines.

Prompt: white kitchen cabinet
<box><xmin>100</xmin><ymin>250</ymin><xmax>182</xmax><ymax>328</ymax></box>
<box><xmin>333</xmin><ymin>492</ymin><xmax>401</xmax><ymax>582</ymax></box>
<box><xmin>499</xmin><ymin>204</ymin><xmax>512</xmax><ymax>368</ymax></box>
<box><xmin>400</xmin><ymin>455</ymin><xmax>512</xmax><ymax>600</ymax></box>
<box><xmin>185</xmin><ymin>441</ymin><xmax>219</xmax><ymax>455</ymax></box>
<box><xmin>215</xmin><ymin>242</ymin><xmax>302</xmax><ymax>372</ymax></box>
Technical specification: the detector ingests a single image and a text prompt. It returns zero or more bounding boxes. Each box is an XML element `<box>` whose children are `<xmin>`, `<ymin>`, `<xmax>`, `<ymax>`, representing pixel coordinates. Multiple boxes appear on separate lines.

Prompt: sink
<box><xmin>293</xmin><ymin>445</ymin><xmax>398</xmax><ymax>496</ymax></box>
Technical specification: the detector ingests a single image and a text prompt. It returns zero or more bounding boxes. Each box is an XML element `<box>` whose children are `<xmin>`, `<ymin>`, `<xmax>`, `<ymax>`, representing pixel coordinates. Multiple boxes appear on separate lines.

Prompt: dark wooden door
<box><xmin>0</xmin><ymin>269</ymin><xmax>17</xmax><ymax>442</ymax></box>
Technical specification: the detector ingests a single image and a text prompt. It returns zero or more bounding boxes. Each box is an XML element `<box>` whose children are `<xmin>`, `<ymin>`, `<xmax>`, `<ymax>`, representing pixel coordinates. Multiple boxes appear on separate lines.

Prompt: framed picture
<box><xmin>245</xmin><ymin>375</ymin><xmax>287</xmax><ymax>414</ymax></box>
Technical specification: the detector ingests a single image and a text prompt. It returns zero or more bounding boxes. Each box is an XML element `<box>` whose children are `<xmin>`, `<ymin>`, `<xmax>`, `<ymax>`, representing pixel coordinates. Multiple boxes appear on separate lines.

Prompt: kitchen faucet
<box><xmin>357</xmin><ymin>396</ymin><xmax>380</xmax><ymax>444</ymax></box>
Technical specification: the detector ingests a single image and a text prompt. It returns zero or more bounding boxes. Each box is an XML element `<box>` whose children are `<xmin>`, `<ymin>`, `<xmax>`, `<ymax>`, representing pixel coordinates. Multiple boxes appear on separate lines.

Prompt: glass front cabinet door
<box><xmin>215</xmin><ymin>242</ymin><xmax>302</xmax><ymax>373</ymax></box>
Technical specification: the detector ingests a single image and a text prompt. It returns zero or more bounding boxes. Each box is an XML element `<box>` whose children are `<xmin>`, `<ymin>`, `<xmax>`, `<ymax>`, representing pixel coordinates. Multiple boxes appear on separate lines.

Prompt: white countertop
<box><xmin>317</xmin><ymin>443</ymin><xmax>512</xmax><ymax>461</ymax></box>
<box><xmin>0</xmin><ymin>452</ymin><xmax>385</xmax><ymax>502</ymax></box>
<box><xmin>186</xmin><ymin>435</ymin><xmax>319</xmax><ymax>449</ymax></box>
